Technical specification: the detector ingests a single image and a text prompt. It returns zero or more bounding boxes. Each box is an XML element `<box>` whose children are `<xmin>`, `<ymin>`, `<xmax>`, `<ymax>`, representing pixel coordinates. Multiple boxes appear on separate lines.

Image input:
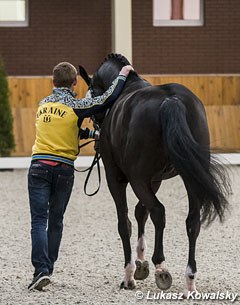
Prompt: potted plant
<box><xmin>0</xmin><ymin>59</ymin><xmax>15</xmax><ymax>156</ymax></box>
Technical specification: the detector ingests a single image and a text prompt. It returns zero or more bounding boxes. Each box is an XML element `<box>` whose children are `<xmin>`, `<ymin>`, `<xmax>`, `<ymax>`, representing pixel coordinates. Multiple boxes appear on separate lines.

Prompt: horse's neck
<box><xmin>101</xmin><ymin>69</ymin><xmax>150</xmax><ymax>95</ymax></box>
<box><xmin>123</xmin><ymin>76</ymin><xmax>151</xmax><ymax>95</ymax></box>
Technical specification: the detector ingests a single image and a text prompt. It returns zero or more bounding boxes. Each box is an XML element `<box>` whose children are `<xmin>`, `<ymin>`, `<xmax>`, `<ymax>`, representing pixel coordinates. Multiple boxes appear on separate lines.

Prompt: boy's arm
<box><xmin>74</xmin><ymin>65</ymin><xmax>133</xmax><ymax>118</ymax></box>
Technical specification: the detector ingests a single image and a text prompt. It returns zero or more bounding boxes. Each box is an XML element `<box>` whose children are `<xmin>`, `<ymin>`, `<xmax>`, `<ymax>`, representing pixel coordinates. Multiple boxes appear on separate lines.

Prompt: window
<box><xmin>153</xmin><ymin>0</ymin><xmax>204</xmax><ymax>27</ymax></box>
<box><xmin>0</xmin><ymin>0</ymin><xmax>28</xmax><ymax>27</ymax></box>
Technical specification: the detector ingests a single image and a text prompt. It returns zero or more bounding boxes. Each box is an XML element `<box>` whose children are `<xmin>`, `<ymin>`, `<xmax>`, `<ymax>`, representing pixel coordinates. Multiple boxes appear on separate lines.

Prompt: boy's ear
<box><xmin>79</xmin><ymin>65</ymin><xmax>91</xmax><ymax>86</ymax></box>
<box><xmin>73</xmin><ymin>78</ymin><xmax>77</xmax><ymax>86</ymax></box>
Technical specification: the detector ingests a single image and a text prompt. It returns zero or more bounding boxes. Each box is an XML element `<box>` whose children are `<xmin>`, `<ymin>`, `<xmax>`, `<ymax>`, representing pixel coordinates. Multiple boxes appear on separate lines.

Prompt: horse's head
<box><xmin>91</xmin><ymin>53</ymin><xmax>131</xmax><ymax>94</ymax></box>
<box><xmin>79</xmin><ymin>53</ymin><xmax>132</xmax><ymax>126</ymax></box>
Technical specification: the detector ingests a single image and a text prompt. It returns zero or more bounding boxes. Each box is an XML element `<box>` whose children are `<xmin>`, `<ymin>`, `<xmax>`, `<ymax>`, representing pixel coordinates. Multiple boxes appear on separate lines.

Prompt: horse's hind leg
<box><xmin>131</xmin><ymin>181</ymin><xmax>172</xmax><ymax>290</ymax></box>
<box><xmin>184</xmin><ymin>185</ymin><xmax>201</xmax><ymax>294</ymax></box>
<box><xmin>105</xmin><ymin>170</ymin><xmax>136</xmax><ymax>290</ymax></box>
<box><xmin>134</xmin><ymin>201</ymin><xmax>149</xmax><ymax>280</ymax></box>
<box><xmin>134</xmin><ymin>182</ymin><xmax>161</xmax><ymax>281</ymax></box>
<box><xmin>135</xmin><ymin>202</ymin><xmax>148</xmax><ymax>261</ymax></box>
<box><xmin>150</xmin><ymin>201</ymin><xmax>172</xmax><ymax>290</ymax></box>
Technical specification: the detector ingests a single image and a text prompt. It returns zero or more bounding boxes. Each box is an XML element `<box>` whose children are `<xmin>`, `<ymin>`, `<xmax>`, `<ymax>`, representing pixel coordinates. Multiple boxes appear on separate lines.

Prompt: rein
<box><xmin>77</xmin><ymin>80</ymin><xmax>110</xmax><ymax>197</ymax></box>
<box><xmin>75</xmin><ymin>138</ymin><xmax>101</xmax><ymax>196</ymax></box>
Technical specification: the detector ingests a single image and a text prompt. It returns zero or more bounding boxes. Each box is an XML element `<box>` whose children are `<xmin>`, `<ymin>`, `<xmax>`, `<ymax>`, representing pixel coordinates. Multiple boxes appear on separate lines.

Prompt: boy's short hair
<box><xmin>53</xmin><ymin>62</ymin><xmax>77</xmax><ymax>88</ymax></box>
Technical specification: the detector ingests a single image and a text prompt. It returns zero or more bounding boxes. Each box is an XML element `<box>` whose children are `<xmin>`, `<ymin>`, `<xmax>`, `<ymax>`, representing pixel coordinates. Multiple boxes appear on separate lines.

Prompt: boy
<box><xmin>28</xmin><ymin>62</ymin><xmax>133</xmax><ymax>290</ymax></box>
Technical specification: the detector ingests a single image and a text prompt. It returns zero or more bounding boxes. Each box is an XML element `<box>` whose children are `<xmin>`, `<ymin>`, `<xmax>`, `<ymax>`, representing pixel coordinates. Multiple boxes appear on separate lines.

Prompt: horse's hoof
<box><xmin>155</xmin><ymin>269</ymin><xmax>172</xmax><ymax>290</ymax></box>
<box><xmin>134</xmin><ymin>259</ymin><xmax>149</xmax><ymax>280</ymax></box>
<box><xmin>120</xmin><ymin>279</ymin><xmax>136</xmax><ymax>290</ymax></box>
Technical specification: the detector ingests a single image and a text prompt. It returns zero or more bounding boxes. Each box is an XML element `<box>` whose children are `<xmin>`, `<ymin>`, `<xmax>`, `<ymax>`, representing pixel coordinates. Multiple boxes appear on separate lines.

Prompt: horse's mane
<box><xmin>102</xmin><ymin>53</ymin><xmax>141</xmax><ymax>80</ymax></box>
<box><xmin>103</xmin><ymin>53</ymin><xmax>131</xmax><ymax>66</ymax></box>
<box><xmin>94</xmin><ymin>53</ymin><xmax>140</xmax><ymax>86</ymax></box>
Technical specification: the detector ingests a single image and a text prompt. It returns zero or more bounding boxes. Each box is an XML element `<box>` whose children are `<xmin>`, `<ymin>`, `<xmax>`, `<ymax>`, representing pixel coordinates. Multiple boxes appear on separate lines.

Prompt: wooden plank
<box><xmin>205</xmin><ymin>105</ymin><xmax>240</xmax><ymax>152</ymax></box>
<box><xmin>11</xmin><ymin>107</ymin><xmax>24</xmax><ymax>156</ymax></box>
<box><xmin>8</xmin><ymin>77</ymin><xmax>52</xmax><ymax>108</ymax></box>
<box><xmin>11</xmin><ymin>108</ymin><xmax>36</xmax><ymax>156</ymax></box>
<box><xmin>222</xmin><ymin>76</ymin><xmax>240</xmax><ymax>106</ymax></box>
<box><xmin>21</xmin><ymin>108</ymin><xmax>36</xmax><ymax>154</ymax></box>
<box><xmin>143</xmin><ymin>75</ymin><xmax>240</xmax><ymax>106</ymax></box>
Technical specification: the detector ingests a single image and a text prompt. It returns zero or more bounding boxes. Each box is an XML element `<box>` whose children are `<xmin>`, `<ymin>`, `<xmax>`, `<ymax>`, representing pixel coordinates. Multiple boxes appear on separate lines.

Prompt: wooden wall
<box><xmin>7</xmin><ymin>75</ymin><xmax>240</xmax><ymax>156</ymax></box>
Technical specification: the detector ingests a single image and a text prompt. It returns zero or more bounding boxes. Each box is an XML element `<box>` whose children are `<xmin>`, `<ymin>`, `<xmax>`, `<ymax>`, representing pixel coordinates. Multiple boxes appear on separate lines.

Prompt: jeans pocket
<box><xmin>56</xmin><ymin>174</ymin><xmax>74</xmax><ymax>193</ymax></box>
<box><xmin>28</xmin><ymin>167</ymin><xmax>49</xmax><ymax>188</ymax></box>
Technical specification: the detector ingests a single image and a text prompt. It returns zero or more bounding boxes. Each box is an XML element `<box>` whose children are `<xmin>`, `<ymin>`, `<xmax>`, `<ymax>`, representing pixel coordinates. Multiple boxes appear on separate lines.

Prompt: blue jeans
<box><xmin>28</xmin><ymin>161</ymin><xmax>74</xmax><ymax>276</ymax></box>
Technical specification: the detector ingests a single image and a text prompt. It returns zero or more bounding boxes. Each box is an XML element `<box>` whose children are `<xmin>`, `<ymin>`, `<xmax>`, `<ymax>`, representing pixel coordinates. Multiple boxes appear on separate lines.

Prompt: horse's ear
<box><xmin>78</xmin><ymin>65</ymin><xmax>91</xmax><ymax>86</ymax></box>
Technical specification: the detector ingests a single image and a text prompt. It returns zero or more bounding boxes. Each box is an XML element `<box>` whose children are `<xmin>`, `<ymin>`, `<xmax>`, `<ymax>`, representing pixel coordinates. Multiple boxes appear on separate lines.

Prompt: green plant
<box><xmin>0</xmin><ymin>59</ymin><xmax>15</xmax><ymax>156</ymax></box>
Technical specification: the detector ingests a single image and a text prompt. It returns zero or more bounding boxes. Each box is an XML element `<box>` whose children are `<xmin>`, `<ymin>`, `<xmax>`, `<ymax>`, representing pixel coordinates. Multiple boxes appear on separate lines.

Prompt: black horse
<box><xmin>79</xmin><ymin>54</ymin><xmax>230</xmax><ymax>293</ymax></box>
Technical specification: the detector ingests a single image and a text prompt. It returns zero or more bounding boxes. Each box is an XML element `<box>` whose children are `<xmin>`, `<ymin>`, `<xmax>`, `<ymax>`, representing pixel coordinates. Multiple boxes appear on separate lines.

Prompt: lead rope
<box><xmin>75</xmin><ymin>139</ymin><xmax>101</xmax><ymax>196</ymax></box>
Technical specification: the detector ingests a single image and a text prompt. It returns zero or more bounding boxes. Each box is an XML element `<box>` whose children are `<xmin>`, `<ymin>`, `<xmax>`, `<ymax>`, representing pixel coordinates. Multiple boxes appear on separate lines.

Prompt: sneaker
<box><xmin>28</xmin><ymin>272</ymin><xmax>50</xmax><ymax>291</ymax></box>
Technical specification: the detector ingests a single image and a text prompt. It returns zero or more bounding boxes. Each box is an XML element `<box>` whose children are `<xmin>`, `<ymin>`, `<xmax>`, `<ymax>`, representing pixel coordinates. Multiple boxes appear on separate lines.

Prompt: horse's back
<box><xmin>108</xmin><ymin>82</ymin><xmax>208</xmax><ymax>139</ymax></box>
<box><xmin>101</xmin><ymin>82</ymin><xmax>209</xmax><ymax>179</ymax></box>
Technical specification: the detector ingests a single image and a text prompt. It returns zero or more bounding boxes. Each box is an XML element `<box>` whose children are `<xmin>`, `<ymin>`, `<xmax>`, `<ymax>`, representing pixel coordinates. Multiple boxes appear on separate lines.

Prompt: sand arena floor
<box><xmin>0</xmin><ymin>166</ymin><xmax>239</xmax><ymax>305</ymax></box>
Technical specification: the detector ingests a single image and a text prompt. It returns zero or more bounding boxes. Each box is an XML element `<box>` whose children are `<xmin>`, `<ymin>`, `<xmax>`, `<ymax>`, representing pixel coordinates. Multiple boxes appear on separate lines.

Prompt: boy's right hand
<box><xmin>119</xmin><ymin>65</ymin><xmax>134</xmax><ymax>77</ymax></box>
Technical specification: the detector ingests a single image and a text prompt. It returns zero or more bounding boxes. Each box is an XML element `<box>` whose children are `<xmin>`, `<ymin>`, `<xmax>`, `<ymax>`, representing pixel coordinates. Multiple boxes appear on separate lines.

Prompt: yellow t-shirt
<box><xmin>32</xmin><ymin>103</ymin><xmax>79</xmax><ymax>163</ymax></box>
<box><xmin>31</xmin><ymin>75</ymin><xmax>126</xmax><ymax>166</ymax></box>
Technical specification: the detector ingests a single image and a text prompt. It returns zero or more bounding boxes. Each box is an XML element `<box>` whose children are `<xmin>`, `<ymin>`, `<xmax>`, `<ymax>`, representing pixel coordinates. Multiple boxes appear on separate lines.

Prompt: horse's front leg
<box><xmin>107</xmin><ymin>174</ymin><xmax>136</xmax><ymax>290</ymax></box>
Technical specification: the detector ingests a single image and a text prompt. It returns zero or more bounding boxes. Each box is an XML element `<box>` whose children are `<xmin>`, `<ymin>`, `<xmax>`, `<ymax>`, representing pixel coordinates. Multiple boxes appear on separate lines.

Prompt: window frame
<box><xmin>153</xmin><ymin>0</ymin><xmax>204</xmax><ymax>27</ymax></box>
<box><xmin>0</xmin><ymin>0</ymin><xmax>29</xmax><ymax>27</ymax></box>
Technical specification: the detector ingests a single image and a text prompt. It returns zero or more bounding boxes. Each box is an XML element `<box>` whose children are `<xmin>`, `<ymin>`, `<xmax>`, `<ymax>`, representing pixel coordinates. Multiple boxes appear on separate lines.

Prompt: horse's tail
<box><xmin>160</xmin><ymin>96</ymin><xmax>230</xmax><ymax>226</ymax></box>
